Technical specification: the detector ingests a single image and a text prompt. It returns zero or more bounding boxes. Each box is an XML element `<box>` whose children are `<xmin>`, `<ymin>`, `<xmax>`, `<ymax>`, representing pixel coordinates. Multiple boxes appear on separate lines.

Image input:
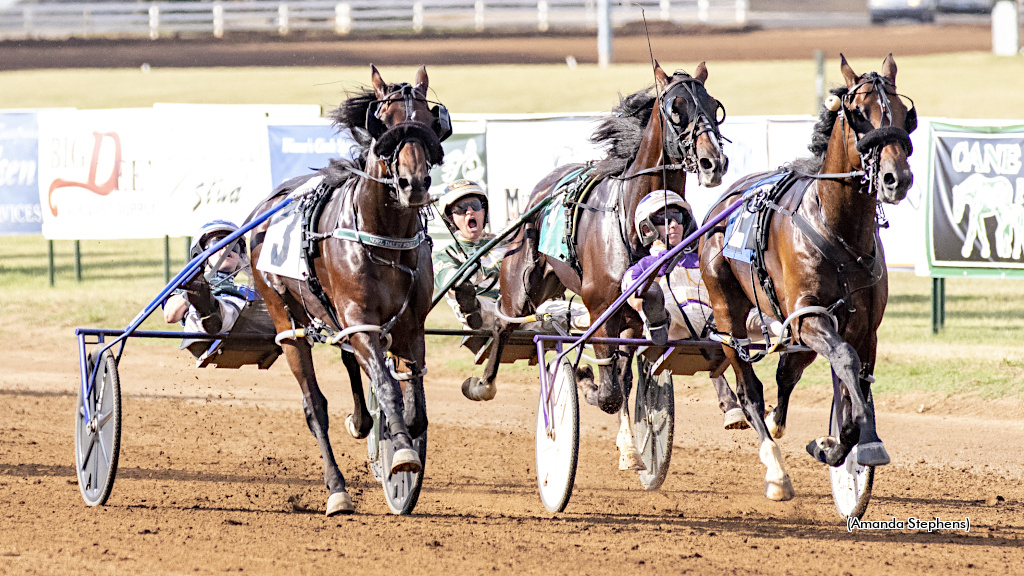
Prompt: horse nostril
<box><xmin>398</xmin><ymin>177</ymin><xmax>411</xmax><ymax>190</ymax></box>
<box><xmin>423</xmin><ymin>175</ymin><xmax>431</xmax><ymax>189</ymax></box>
<box><xmin>699</xmin><ymin>158</ymin><xmax>714</xmax><ymax>172</ymax></box>
<box><xmin>882</xmin><ymin>172</ymin><xmax>897</xmax><ymax>189</ymax></box>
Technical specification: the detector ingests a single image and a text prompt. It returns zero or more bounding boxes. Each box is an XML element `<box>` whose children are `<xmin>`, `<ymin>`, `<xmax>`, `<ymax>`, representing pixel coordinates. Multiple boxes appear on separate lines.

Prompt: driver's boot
<box><xmin>641</xmin><ymin>284</ymin><xmax>669</xmax><ymax>345</ymax></box>
<box><xmin>454</xmin><ymin>282</ymin><xmax>483</xmax><ymax>330</ymax></box>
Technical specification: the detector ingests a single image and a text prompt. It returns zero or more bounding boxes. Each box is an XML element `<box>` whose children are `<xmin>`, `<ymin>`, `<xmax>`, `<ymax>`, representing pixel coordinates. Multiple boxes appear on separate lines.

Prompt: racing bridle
<box><xmin>363</xmin><ymin>82</ymin><xmax>452</xmax><ymax>195</ymax></box>
<box><xmin>834</xmin><ymin>72</ymin><xmax>917</xmax><ymax>201</ymax></box>
<box><xmin>659</xmin><ymin>72</ymin><xmax>729</xmax><ymax>175</ymax></box>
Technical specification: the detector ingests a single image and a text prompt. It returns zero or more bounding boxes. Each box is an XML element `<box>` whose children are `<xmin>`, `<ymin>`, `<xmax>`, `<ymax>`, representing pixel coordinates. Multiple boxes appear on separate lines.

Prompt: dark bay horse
<box><xmin>249</xmin><ymin>66</ymin><xmax>447</xmax><ymax>515</ymax></box>
<box><xmin>471</xmin><ymin>63</ymin><xmax>729</xmax><ymax>468</ymax></box>
<box><xmin>699</xmin><ymin>54</ymin><xmax>914</xmax><ymax>501</ymax></box>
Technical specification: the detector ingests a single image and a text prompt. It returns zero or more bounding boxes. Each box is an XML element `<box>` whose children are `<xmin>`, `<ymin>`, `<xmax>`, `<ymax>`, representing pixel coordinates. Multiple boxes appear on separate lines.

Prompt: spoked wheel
<box><xmin>366</xmin><ymin>384</ymin><xmax>426</xmax><ymax>516</ymax></box>
<box><xmin>75</xmin><ymin>349</ymin><xmax>122</xmax><ymax>506</ymax></box>
<box><xmin>633</xmin><ymin>356</ymin><xmax>674</xmax><ymax>490</ymax></box>
<box><xmin>535</xmin><ymin>357</ymin><xmax>580</xmax><ymax>513</ymax></box>
<box><xmin>828</xmin><ymin>374</ymin><xmax>874</xmax><ymax>520</ymax></box>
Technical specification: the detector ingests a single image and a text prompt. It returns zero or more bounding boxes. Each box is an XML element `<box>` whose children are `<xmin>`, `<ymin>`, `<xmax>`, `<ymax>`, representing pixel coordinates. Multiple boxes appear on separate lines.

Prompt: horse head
<box><xmin>837</xmin><ymin>53</ymin><xmax>915</xmax><ymax>204</ymax></box>
<box><xmin>655</xmin><ymin>62</ymin><xmax>729</xmax><ymax>187</ymax></box>
<box><xmin>367</xmin><ymin>65</ymin><xmax>449</xmax><ymax>208</ymax></box>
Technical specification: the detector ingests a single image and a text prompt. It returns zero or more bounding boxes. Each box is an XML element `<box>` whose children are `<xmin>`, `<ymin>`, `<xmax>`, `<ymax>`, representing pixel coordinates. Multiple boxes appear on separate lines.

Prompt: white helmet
<box><xmin>189</xmin><ymin>220</ymin><xmax>243</xmax><ymax>260</ymax></box>
<box><xmin>440</xmin><ymin>179</ymin><xmax>488</xmax><ymax>223</ymax></box>
<box><xmin>634</xmin><ymin>190</ymin><xmax>691</xmax><ymax>246</ymax></box>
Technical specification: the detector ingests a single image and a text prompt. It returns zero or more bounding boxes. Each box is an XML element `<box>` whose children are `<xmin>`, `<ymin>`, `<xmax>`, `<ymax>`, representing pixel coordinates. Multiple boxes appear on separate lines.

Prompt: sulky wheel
<box><xmin>633</xmin><ymin>356</ymin><xmax>674</xmax><ymax>490</ymax></box>
<box><xmin>535</xmin><ymin>357</ymin><xmax>580</xmax><ymax>513</ymax></box>
<box><xmin>75</xmin><ymin>349</ymin><xmax>122</xmax><ymax>506</ymax></box>
<box><xmin>828</xmin><ymin>379</ymin><xmax>875</xmax><ymax>520</ymax></box>
<box><xmin>366</xmin><ymin>383</ymin><xmax>426</xmax><ymax>515</ymax></box>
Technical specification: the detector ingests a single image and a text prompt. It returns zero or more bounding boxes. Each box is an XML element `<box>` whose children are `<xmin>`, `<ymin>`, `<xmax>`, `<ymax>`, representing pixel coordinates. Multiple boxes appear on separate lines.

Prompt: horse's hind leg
<box><xmin>712</xmin><ymin>375</ymin><xmax>748</xmax><ymax>430</ymax></box>
<box><xmin>799</xmin><ymin>316</ymin><xmax>889</xmax><ymax>468</ymax></box>
<box><xmin>765</xmin><ymin>350</ymin><xmax>816</xmax><ymax>439</ymax></box>
<box><xmin>342</xmin><ymin>350</ymin><xmax>373</xmax><ymax>440</ymax></box>
<box><xmin>282</xmin><ymin>339</ymin><xmax>354</xmax><ymax>515</ymax></box>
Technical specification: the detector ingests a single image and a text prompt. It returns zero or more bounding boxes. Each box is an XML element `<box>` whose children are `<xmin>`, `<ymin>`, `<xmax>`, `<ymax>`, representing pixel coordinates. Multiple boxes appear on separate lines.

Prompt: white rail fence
<box><xmin>0</xmin><ymin>0</ymin><xmax>749</xmax><ymax>40</ymax></box>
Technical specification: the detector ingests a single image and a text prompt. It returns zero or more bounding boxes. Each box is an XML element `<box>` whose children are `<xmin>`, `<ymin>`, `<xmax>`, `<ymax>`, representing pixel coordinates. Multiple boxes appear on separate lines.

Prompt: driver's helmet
<box><xmin>190</xmin><ymin>220</ymin><xmax>244</xmax><ymax>260</ymax></box>
<box><xmin>634</xmin><ymin>190</ymin><xmax>691</xmax><ymax>246</ymax></box>
<box><xmin>440</xmin><ymin>179</ymin><xmax>489</xmax><ymax>225</ymax></box>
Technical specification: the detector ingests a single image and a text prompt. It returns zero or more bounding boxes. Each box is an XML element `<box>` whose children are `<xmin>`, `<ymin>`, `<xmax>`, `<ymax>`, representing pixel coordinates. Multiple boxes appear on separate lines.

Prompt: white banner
<box><xmin>485</xmin><ymin>116</ymin><xmax>605</xmax><ymax>230</ymax></box>
<box><xmin>38</xmin><ymin>108</ymin><xmax>162</xmax><ymax>240</ymax></box>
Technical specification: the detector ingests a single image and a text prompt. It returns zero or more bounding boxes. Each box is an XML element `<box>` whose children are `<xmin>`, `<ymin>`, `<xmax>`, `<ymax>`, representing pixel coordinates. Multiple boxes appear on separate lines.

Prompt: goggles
<box><xmin>451</xmin><ymin>198</ymin><xmax>484</xmax><ymax>215</ymax></box>
<box><xmin>649</xmin><ymin>210</ymin><xmax>685</xmax><ymax>226</ymax></box>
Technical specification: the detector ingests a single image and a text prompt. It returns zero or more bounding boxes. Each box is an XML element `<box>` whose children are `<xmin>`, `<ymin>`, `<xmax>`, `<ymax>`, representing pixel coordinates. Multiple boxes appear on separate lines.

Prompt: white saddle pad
<box><xmin>255</xmin><ymin>176</ymin><xmax>323</xmax><ymax>280</ymax></box>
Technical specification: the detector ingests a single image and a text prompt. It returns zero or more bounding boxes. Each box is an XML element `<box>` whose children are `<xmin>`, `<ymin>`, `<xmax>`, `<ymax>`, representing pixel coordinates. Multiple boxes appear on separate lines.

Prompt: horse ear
<box><xmin>694</xmin><ymin>61</ymin><xmax>708</xmax><ymax>84</ymax></box>
<box><xmin>414</xmin><ymin>66</ymin><xmax>429</xmax><ymax>98</ymax></box>
<box><xmin>839</xmin><ymin>54</ymin><xmax>858</xmax><ymax>89</ymax></box>
<box><xmin>371</xmin><ymin>64</ymin><xmax>388</xmax><ymax>99</ymax></box>
<box><xmin>881</xmin><ymin>53</ymin><xmax>897</xmax><ymax>85</ymax></box>
<box><xmin>654</xmin><ymin>62</ymin><xmax>670</xmax><ymax>91</ymax></box>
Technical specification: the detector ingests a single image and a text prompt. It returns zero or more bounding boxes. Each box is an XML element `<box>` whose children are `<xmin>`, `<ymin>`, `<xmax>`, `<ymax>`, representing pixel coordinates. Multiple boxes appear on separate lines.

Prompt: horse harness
<box><xmin>743</xmin><ymin>172</ymin><xmax>884</xmax><ymax>341</ymax></box>
<box><xmin>552</xmin><ymin>166</ymin><xmax>607</xmax><ymax>279</ymax></box>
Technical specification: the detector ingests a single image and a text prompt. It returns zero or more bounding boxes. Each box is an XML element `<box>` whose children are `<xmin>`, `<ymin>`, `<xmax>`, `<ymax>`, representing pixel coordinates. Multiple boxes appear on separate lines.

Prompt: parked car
<box><xmin>935</xmin><ymin>0</ymin><xmax>994</xmax><ymax>13</ymax></box>
<box><xmin>869</xmin><ymin>0</ymin><xmax>937</xmax><ymax>23</ymax></box>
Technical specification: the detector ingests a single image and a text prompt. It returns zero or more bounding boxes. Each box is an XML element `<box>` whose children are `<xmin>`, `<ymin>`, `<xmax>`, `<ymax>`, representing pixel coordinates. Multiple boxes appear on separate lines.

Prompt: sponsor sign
<box><xmin>928</xmin><ymin>122</ymin><xmax>1024</xmax><ymax>276</ymax></box>
<box><xmin>267</xmin><ymin>123</ymin><xmax>358</xmax><ymax>188</ymax></box>
<box><xmin>0</xmin><ymin>113</ymin><xmax>41</xmax><ymax>235</ymax></box>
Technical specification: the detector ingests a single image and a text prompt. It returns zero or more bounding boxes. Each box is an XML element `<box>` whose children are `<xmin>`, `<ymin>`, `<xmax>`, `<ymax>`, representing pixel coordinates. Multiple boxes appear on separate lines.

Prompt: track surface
<box><xmin>0</xmin><ymin>23</ymin><xmax>993</xmax><ymax>70</ymax></box>
<box><xmin>2</xmin><ymin>331</ymin><xmax>1024</xmax><ymax>575</ymax></box>
<box><xmin>3</xmin><ymin>24</ymin><xmax>1024</xmax><ymax>576</ymax></box>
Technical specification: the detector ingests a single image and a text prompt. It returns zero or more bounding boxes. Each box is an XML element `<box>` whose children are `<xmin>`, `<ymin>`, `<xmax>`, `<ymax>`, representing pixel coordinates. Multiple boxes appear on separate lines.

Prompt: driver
<box><xmin>433</xmin><ymin>179</ymin><xmax>586</xmax><ymax>333</ymax></box>
<box><xmin>163</xmin><ymin>220</ymin><xmax>274</xmax><ymax>357</ymax></box>
<box><xmin>621</xmin><ymin>190</ymin><xmax>747</xmax><ymax>429</ymax></box>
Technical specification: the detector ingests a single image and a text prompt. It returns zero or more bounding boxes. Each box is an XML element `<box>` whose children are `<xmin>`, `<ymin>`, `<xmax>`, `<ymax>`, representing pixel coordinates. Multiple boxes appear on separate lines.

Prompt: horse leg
<box><xmin>463</xmin><ymin>322</ymin><xmax>510</xmax><ymax>401</ymax></box>
<box><xmin>799</xmin><ymin>316</ymin><xmax>889</xmax><ymax>467</ymax></box>
<box><xmin>350</xmin><ymin>333</ymin><xmax>420</xmax><ymax>474</ymax></box>
<box><xmin>713</xmin><ymin>375</ymin><xmax>748</xmax><ymax>430</ymax></box>
<box><xmin>614</xmin><ymin>349</ymin><xmax>644</xmax><ymax>470</ymax></box>
<box><xmin>342</xmin><ymin>350</ymin><xmax>373</xmax><ymax>440</ymax></box>
<box><xmin>282</xmin><ymin>339</ymin><xmax>354</xmax><ymax>515</ymax></box>
<box><xmin>765</xmin><ymin>350</ymin><xmax>816</xmax><ymax>439</ymax></box>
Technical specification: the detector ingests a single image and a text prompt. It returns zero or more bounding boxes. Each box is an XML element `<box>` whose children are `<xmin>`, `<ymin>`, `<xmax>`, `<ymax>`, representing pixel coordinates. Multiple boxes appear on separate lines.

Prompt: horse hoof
<box><xmin>326</xmin><ymin>491</ymin><xmax>355</xmax><ymax>516</ymax></box>
<box><xmin>461</xmin><ymin>377</ymin><xmax>496</xmax><ymax>401</ymax></box>
<box><xmin>390</xmin><ymin>448</ymin><xmax>422</xmax><ymax>474</ymax></box>
<box><xmin>764</xmin><ymin>477</ymin><xmax>795</xmax><ymax>501</ymax></box>
<box><xmin>597</xmin><ymin>382</ymin><xmax>623</xmax><ymax>415</ymax></box>
<box><xmin>806</xmin><ymin>436</ymin><xmax>835</xmax><ymax>465</ymax></box>
<box><xmin>618</xmin><ymin>450</ymin><xmax>646</xmax><ymax>471</ymax></box>
<box><xmin>345</xmin><ymin>414</ymin><xmax>368</xmax><ymax>440</ymax></box>
<box><xmin>766</xmin><ymin>409</ymin><xmax>786</xmax><ymax>439</ymax></box>
<box><xmin>723</xmin><ymin>408</ymin><xmax>749</xmax><ymax>430</ymax></box>
<box><xmin>856</xmin><ymin>441</ymin><xmax>891</xmax><ymax>466</ymax></box>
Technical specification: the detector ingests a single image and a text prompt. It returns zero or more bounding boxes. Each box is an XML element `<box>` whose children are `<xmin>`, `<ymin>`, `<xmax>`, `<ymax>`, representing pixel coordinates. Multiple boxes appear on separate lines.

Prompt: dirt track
<box><xmin>3</xmin><ymin>23</ymin><xmax>1024</xmax><ymax>575</ymax></box>
<box><xmin>2</xmin><ymin>330</ymin><xmax>1024</xmax><ymax>575</ymax></box>
<box><xmin>0</xmin><ymin>23</ymin><xmax>993</xmax><ymax>70</ymax></box>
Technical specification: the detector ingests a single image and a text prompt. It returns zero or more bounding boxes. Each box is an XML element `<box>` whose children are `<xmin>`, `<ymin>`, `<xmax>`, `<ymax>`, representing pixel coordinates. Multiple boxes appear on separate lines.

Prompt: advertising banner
<box><xmin>38</xmin><ymin>108</ymin><xmax>162</xmax><ymax>240</ymax></box>
<box><xmin>485</xmin><ymin>116</ymin><xmax>604</xmax><ymax>230</ymax></box>
<box><xmin>928</xmin><ymin>122</ymin><xmax>1024</xmax><ymax>276</ymax></box>
<box><xmin>0</xmin><ymin>112</ymin><xmax>41</xmax><ymax>235</ymax></box>
<box><xmin>267</xmin><ymin>123</ymin><xmax>358</xmax><ymax>188</ymax></box>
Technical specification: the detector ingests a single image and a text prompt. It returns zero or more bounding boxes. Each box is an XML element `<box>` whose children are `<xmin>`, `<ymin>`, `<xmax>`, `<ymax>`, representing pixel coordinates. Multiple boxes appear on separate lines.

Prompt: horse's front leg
<box><xmin>350</xmin><ymin>332</ymin><xmax>420</xmax><ymax>474</ymax></box>
<box><xmin>614</xmin><ymin>348</ymin><xmax>645</xmax><ymax>471</ymax></box>
<box><xmin>800</xmin><ymin>316</ymin><xmax>889</xmax><ymax>467</ymax></box>
<box><xmin>282</xmin><ymin>338</ymin><xmax>355</xmax><ymax>515</ymax></box>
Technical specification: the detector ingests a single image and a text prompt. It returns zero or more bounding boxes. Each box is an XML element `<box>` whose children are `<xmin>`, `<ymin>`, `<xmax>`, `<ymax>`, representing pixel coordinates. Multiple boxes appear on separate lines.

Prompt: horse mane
<box><xmin>589</xmin><ymin>85</ymin><xmax>657</xmax><ymax>177</ymax></box>
<box><xmin>318</xmin><ymin>83</ymin><xmax>403</xmax><ymax>188</ymax></box>
<box><xmin>589</xmin><ymin>72</ymin><xmax>697</xmax><ymax>177</ymax></box>
<box><xmin>789</xmin><ymin>85</ymin><xmax>849</xmax><ymax>175</ymax></box>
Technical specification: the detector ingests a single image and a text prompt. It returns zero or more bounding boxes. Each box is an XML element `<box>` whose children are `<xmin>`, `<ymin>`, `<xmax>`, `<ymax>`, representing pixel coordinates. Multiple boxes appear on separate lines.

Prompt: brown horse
<box><xmin>468</xmin><ymin>63</ymin><xmax>729</xmax><ymax>468</ymax></box>
<box><xmin>699</xmin><ymin>54</ymin><xmax>914</xmax><ymax>501</ymax></box>
<box><xmin>249</xmin><ymin>66</ymin><xmax>446</xmax><ymax>515</ymax></box>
